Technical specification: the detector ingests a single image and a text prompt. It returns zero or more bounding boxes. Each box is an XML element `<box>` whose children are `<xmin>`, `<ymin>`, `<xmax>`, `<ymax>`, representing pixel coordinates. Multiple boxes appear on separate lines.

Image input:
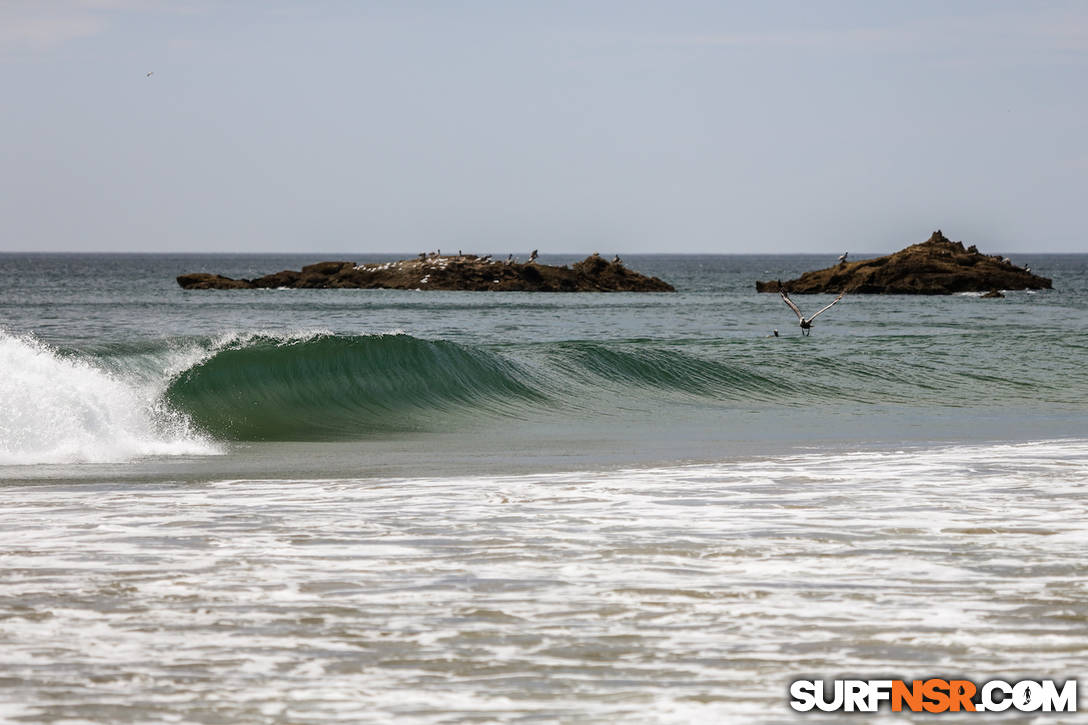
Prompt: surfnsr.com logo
<box><xmin>789</xmin><ymin>679</ymin><xmax>1076</xmax><ymax>713</ymax></box>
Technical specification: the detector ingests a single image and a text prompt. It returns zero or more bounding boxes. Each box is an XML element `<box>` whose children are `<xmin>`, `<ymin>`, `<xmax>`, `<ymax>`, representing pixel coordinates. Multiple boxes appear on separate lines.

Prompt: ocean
<box><xmin>1</xmin><ymin>252</ymin><xmax>1087</xmax><ymax>722</ymax></box>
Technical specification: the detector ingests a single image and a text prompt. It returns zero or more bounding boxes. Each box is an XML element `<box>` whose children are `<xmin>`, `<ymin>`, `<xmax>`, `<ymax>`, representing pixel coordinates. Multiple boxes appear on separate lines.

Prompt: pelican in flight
<box><xmin>780</xmin><ymin>290</ymin><xmax>845</xmax><ymax>336</ymax></box>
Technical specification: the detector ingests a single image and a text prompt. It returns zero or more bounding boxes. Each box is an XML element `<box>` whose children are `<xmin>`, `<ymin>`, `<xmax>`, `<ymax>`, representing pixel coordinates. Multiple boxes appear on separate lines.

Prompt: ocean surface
<box><xmin>1</xmin><ymin>252</ymin><xmax>1087</xmax><ymax>722</ymax></box>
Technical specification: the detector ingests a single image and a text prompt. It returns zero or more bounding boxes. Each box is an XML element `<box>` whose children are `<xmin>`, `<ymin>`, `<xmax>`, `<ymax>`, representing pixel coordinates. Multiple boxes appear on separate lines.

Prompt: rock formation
<box><xmin>756</xmin><ymin>231</ymin><xmax>1052</xmax><ymax>294</ymax></box>
<box><xmin>178</xmin><ymin>254</ymin><xmax>675</xmax><ymax>292</ymax></box>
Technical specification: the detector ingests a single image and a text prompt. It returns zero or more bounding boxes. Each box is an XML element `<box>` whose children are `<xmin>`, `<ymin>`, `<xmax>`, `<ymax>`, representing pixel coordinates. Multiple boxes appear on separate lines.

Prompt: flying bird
<box><xmin>146</xmin><ymin>71</ymin><xmax>154</xmax><ymax>77</ymax></box>
<box><xmin>780</xmin><ymin>290</ymin><xmax>845</xmax><ymax>336</ymax></box>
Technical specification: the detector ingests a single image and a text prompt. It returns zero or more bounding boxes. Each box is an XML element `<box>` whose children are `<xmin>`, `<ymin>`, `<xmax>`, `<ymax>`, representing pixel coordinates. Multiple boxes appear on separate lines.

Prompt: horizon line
<box><xmin>0</xmin><ymin>249</ymin><xmax>1079</xmax><ymax>256</ymax></box>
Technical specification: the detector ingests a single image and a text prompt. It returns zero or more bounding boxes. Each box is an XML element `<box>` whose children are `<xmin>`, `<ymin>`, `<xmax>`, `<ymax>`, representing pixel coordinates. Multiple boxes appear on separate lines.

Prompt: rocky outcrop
<box><xmin>756</xmin><ymin>231</ymin><xmax>1052</xmax><ymax>294</ymax></box>
<box><xmin>178</xmin><ymin>254</ymin><xmax>675</xmax><ymax>292</ymax></box>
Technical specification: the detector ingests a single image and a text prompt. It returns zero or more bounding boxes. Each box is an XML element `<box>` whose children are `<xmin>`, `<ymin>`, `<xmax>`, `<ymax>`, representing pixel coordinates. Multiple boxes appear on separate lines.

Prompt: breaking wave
<box><xmin>3</xmin><ymin>328</ymin><xmax>1080</xmax><ymax>462</ymax></box>
<box><xmin>0</xmin><ymin>331</ymin><xmax>219</xmax><ymax>465</ymax></box>
<box><xmin>165</xmin><ymin>333</ymin><xmax>544</xmax><ymax>440</ymax></box>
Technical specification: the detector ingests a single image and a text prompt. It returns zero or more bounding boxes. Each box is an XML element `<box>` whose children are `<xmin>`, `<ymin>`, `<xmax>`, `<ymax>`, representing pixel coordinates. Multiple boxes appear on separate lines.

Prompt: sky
<box><xmin>0</xmin><ymin>1</ymin><xmax>1085</xmax><ymax>254</ymax></box>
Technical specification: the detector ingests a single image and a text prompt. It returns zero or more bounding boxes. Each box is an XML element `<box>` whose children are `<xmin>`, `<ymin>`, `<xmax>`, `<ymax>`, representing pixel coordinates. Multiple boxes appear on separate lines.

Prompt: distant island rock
<box><xmin>177</xmin><ymin>253</ymin><xmax>675</xmax><ymax>293</ymax></box>
<box><xmin>756</xmin><ymin>231</ymin><xmax>1052</xmax><ymax>294</ymax></box>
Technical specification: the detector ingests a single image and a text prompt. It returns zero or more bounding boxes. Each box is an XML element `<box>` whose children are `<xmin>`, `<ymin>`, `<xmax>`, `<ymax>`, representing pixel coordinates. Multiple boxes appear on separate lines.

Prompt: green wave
<box><xmin>159</xmin><ymin>332</ymin><xmax>1083</xmax><ymax>442</ymax></box>
<box><xmin>166</xmin><ymin>334</ymin><xmax>544</xmax><ymax>441</ymax></box>
<box><xmin>546</xmin><ymin>342</ymin><xmax>798</xmax><ymax>401</ymax></box>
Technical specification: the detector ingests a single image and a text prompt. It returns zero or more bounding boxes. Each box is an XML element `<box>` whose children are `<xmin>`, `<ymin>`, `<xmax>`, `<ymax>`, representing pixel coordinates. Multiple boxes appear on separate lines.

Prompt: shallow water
<box><xmin>3</xmin><ymin>441</ymin><xmax>1087</xmax><ymax>723</ymax></box>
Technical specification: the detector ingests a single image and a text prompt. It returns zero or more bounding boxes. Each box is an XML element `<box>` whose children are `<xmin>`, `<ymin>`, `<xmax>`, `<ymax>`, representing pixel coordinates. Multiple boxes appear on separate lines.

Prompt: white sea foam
<box><xmin>0</xmin><ymin>331</ymin><xmax>220</xmax><ymax>465</ymax></box>
<box><xmin>0</xmin><ymin>327</ymin><xmax>410</xmax><ymax>466</ymax></box>
<box><xmin>1</xmin><ymin>439</ymin><xmax>1085</xmax><ymax>722</ymax></box>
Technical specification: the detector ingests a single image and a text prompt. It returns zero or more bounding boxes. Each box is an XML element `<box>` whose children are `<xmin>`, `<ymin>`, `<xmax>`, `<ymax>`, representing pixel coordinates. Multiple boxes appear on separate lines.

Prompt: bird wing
<box><xmin>808</xmin><ymin>291</ymin><xmax>845</xmax><ymax>321</ymax></box>
<box><xmin>780</xmin><ymin>292</ymin><xmax>804</xmax><ymax>321</ymax></box>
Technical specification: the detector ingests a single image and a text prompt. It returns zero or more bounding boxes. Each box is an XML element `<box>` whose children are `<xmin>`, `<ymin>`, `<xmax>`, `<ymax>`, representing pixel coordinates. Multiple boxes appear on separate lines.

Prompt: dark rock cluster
<box><xmin>178</xmin><ymin>254</ymin><xmax>675</xmax><ymax>293</ymax></box>
<box><xmin>756</xmin><ymin>231</ymin><xmax>1052</xmax><ymax>294</ymax></box>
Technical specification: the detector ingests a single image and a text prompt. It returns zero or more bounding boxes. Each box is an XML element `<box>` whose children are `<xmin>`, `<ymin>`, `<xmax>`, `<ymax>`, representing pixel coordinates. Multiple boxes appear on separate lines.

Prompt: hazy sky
<box><xmin>1</xmin><ymin>1</ymin><xmax>1085</xmax><ymax>254</ymax></box>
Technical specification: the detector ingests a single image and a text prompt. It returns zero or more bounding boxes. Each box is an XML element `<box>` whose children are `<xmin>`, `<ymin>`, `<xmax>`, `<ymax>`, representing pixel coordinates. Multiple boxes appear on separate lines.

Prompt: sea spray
<box><xmin>0</xmin><ymin>331</ymin><xmax>219</xmax><ymax>465</ymax></box>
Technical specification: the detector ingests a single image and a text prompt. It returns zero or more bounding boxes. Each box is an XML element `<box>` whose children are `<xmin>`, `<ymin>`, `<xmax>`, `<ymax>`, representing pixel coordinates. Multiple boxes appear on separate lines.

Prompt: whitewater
<box><xmin>3</xmin><ymin>441</ymin><xmax>1087</xmax><ymax>722</ymax></box>
<box><xmin>0</xmin><ymin>331</ymin><xmax>218</xmax><ymax>465</ymax></box>
<box><xmin>1</xmin><ymin>252</ymin><xmax>1087</xmax><ymax>722</ymax></box>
